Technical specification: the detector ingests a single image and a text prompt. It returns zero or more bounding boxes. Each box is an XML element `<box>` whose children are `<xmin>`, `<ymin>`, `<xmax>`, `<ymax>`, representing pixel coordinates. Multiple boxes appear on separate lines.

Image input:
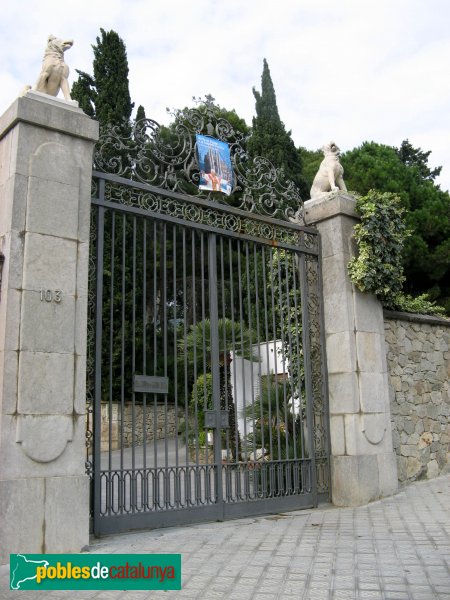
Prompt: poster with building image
<box><xmin>196</xmin><ymin>134</ymin><xmax>233</xmax><ymax>196</ymax></box>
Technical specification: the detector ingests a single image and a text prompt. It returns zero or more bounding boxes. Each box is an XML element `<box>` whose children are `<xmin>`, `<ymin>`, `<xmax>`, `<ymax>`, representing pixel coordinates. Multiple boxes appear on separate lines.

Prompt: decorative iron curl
<box><xmin>93</xmin><ymin>102</ymin><xmax>304</xmax><ymax>223</ymax></box>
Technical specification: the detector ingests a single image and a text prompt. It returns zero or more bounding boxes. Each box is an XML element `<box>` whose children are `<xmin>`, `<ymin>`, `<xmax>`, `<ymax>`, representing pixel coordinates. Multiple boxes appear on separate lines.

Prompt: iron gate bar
<box><xmin>91</xmin><ymin>172</ymin><xmax>319</xmax><ymax>255</ymax></box>
<box><xmin>93</xmin><ymin>186</ymin><xmax>105</xmax><ymax>536</ymax></box>
<box><xmin>316</xmin><ymin>241</ymin><xmax>332</xmax><ymax>498</ymax></box>
<box><xmin>299</xmin><ymin>253</ymin><xmax>318</xmax><ymax>508</ymax></box>
<box><xmin>120</xmin><ymin>213</ymin><xmax>126</xmax><ymax>508</ymax></box>
<box><xmin>253</xmin><ymin>243</ymin><xmax>265</xmax><ymax>478</ymax></box>
<box><xmin>108</xmin><ymin>210</ymin><xmax>115</xmax><ymax>481</ymax></box>
<box><xmin>92</xmin><ymin>170</ymin><xmax>306</xmax><ymax>232</ymax></box>
<box><xmin>93</xmin><ymin>478</ymin><xmax>315</xmax><ymax>535</ymax></box>
<box><xmin>143</xmin><ymin>219</ymin><xmax>147</xmax><ymax>484</ymax></box>
<box><xmin>226</xmin><ymin>237</ymin><xmax>234</xmax><ymax>465</ymax></box>
<box><xmin>261</xmin><ymin>246</ymin><xmax>272</xmax><ymax>479</ymax></box>
<box><xmin>91</xmin><ymin>196</ymin><xmax>316</xmax><ymax>258</ymax></box>
<box><xmin>290</xmin><ymin>251</ymin><xmax>306</xmax><ymax>460</ymax></box>
<box><xmin>208</xmin><ymin>233</ymin><xmax>224</xmax><ymax>519</ymax></box>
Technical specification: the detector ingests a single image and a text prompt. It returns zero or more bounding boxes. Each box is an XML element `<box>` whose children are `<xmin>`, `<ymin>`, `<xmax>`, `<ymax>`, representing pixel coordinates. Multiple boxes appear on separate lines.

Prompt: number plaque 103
<box><xmin>39</xmin><ymin>289</ymin><xmax>62</xmax><ymax>303</ymax></box>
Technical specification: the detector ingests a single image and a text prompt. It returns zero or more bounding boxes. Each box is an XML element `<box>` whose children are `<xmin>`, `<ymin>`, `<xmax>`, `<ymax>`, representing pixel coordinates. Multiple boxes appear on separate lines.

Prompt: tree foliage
<box><xmin>244</xmin><ymin>376</ymin><xmax>304</xmax><ymax>461</ymax></box>
<box><xmin>135</xmin><ymin>104</ymin><xmax>147</xmax><ymax>123</ymax></box>
<box><xmin>72</xmin><ymin>28</ymin><xmax>134</xmax><ymax>126</ymax></box>
<box><xmin>348</xmin><ymin>190</ymin><xmax>445</xmax><ymax>316</ymax></box>
<box><xmin>181</xmin><ymin>318</ymin><xmax>259</xmax><ymax>460</ymax></box>
<box><xmin>248</xmin><ymin>59</ymin><xmax>308</xmax><ymax>199</ymax></box>
<box><xmin>342</xmin><ymin>141</ymin><xmax>450</xmax><ymax>311</ymax></box>
<box><xmin>348</xmin><ymin>191</ymin><xmax>409</xmax><ymax>307</ymax></box>
<box><xmin>298</xmin><ymin>147</ymin><xmax>323</xmax><ymax>194</ymax></box>
<box><xmin>71</xmin><ymin>71</ymin><xmax>95</xmax><ymax>117</ymax></box>
<box><xmin>397</xmin><ymin>139</ymin><xmax>442</xmax><ymax>182</ymax></box>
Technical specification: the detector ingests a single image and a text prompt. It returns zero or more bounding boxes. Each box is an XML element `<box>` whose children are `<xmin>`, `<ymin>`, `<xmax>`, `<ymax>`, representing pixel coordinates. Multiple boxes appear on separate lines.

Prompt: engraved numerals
<box><xmin>39</xmin><ymin>289</ymin><xmax>63</xmax><ymax>303</ymax></box>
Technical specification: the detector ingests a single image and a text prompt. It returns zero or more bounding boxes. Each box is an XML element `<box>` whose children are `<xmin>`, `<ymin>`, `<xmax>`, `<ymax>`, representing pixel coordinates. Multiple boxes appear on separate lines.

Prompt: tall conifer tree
<box><xmin>72</xmin><ymin>28</ymin><xmax>134</xmax><ymax>126</ymax></box>
<box><xmin>93</xmin><ymin>29</ymin><xmax>134</xmax><ymax>125</ymax></box>
<box><xmin>71</xmin><ymin>71</ymin><xmax>95</xmax><ymax>117</ymax></box>
<box><xmin>248</xmin><ymin>59</ymin><xmax>308</xmax><ymax>198</ymax></box>
<box><xmin>135</xmin><ymin>104</ymin><xmax>147</xmax><ymax>122</ymax></box>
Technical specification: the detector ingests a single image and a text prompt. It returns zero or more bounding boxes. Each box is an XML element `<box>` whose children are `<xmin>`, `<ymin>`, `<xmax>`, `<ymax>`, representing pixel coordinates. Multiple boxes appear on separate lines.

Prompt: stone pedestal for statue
<box><xmin>0</xmin><ymin>91</ymin><xmax>98</xmax><ymax>563</ymax></box>
<box><xmin>305</xmin><ymin>192</ymin><xmax>398</xmax><ymax>506</ymax></box>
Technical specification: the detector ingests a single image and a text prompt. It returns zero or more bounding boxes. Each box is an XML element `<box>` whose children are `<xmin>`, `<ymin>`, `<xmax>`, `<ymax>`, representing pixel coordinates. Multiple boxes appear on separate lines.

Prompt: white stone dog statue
<box><xmin>28</xmin><ymin>35</ymin><xmax>74</xmax><ymax>101</ymax></box>
<box><xmin>310</xmin><ymin>141</ymin><xmax>347</xmax><ymax>200</ymax></box>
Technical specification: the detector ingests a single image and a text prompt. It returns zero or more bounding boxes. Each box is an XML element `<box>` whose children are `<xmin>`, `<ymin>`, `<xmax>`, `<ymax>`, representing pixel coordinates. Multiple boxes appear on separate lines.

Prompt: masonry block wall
<box><xmin>384</xmin><ymin>311</ymin><xmax>450</xmax><ymax>484</ymax></box>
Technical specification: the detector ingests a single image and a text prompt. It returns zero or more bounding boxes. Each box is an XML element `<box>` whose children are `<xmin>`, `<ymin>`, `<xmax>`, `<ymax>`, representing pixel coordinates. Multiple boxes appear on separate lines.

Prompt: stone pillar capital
<box><xmin>304</xmin><ymin>192</ymin><xmax>359</xmax><ymax>225</ymax></box>
<box><xmin>0</xmin><ymin>90</ymin><xmax>99</xmax><ymax>143</ymax></box>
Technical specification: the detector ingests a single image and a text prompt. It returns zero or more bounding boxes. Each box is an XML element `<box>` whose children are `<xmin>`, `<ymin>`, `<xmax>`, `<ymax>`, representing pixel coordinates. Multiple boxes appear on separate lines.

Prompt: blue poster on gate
<box><xmin>196</xmin><ymin>134</ymin><xmax>233</xmax><ymax>196</ymax></box>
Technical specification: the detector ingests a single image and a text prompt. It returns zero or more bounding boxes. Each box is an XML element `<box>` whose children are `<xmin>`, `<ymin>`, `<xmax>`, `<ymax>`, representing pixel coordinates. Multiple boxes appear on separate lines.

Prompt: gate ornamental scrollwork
<box><xmin>93</xmin><ymin>99</ymin><xmax>304</xmax><ymax>223</ymax></box>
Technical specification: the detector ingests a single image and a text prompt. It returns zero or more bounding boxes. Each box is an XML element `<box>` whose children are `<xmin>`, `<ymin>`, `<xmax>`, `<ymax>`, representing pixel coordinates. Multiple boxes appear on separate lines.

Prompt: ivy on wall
<box><xmin>348</xmin><ymin>190</ymin><xmax>445</xmax><ymax>316</ymax></box>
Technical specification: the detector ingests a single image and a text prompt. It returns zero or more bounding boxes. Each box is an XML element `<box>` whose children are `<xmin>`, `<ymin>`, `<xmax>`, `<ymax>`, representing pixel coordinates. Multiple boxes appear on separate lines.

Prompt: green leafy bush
<box><xmin>348</xmin><ymin>190</ymin><xmax>446</xmax><ymax>316</ymax></box>
<box><xmin>392</xmin><ymin>292</ymin><xmax>445</xmax><ymax>316</ymax></box>
<box><xmin>348</xmin><ymin>190</ymin><xmax>408</xmax><ymax>308</ymax></box>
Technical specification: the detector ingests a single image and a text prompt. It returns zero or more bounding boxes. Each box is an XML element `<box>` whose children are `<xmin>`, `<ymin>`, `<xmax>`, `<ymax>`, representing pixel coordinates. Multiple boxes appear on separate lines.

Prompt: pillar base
<box><xmin>331</xmin><ymin>452</ymin><xmax>398</xmax><ymax>506</ymax></box>
<box><xmin>0</xmin><ymin>475</ymin><xmax>89</xmax><ymax>564</ymax></box>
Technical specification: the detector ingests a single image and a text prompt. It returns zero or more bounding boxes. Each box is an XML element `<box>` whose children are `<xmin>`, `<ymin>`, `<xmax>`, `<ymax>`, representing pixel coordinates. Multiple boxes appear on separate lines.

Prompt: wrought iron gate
<box><xmin>86</xmin><ymin>104</ymin><xmax>330</xmax><ymax>535</ymax></box>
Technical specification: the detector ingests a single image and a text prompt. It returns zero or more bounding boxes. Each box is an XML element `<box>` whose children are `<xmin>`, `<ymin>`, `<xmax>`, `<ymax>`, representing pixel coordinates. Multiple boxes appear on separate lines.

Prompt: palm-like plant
<box><xmin>244</xmin><ymin>375</ymin><xmax>304</xmax><ymax>462</ymax></box>
<box><xmin>180</xmin><ymin>318</ymin><xmax>259</xmax><ymax>461</ymax></box>
<box><xmin>244</xmin><ymin>375</ymin><xmax>305</xmax><ymax>496</ymax></box>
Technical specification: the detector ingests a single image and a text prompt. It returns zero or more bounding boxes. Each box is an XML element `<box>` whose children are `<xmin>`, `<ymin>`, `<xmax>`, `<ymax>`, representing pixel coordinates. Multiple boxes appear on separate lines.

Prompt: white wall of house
<box><xmin>230</xmin><ymin>340</ymin><xmax>288</xmax><ymax>441</ymax></box>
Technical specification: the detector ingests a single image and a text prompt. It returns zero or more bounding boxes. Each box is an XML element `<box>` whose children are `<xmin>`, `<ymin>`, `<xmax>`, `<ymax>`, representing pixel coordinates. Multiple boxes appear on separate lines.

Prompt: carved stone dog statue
<box><xmin>29</xmin><ymin>35</ymin><xmax>74</xmax><ymax>101</ymax></box>
<box><xmin>310</xmin><ymin>141</ymin><xmax>347</xmax><ymax>200</ymax></box>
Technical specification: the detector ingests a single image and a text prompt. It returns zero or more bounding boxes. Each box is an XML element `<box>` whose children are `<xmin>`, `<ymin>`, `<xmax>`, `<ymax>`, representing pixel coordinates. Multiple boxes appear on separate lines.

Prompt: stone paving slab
<box><xmin>1</xmin><ymin>475</ymin><xmax>449</xmax><ymax>599</ymax></box>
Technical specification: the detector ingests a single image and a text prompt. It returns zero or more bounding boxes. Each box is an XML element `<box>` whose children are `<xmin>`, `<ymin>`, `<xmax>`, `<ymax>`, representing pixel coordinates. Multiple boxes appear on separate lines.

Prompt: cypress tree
<box><xmin>71</xmin><ymin>28</ymin><xmax>134</xmax><ymax>126</ymax></box>
<box><xmin>135</xmin><ymin>104</ymin><xmax>147</xmax><ymax>123</ymax></box>
<box><xmin>72</xmin><ymin>28</ymin><xmax>135</xmax><ymax>175</ymax></box>
<box><xmin>248</xmin><ymin>59</ymin><xmax>308</xmax><ymax>199</ymax></box>
<box><xmin>72</xmin><ymin>30</ymin><xmax>138</xmax><ymax>400</ymax></box>
<box><xmin>71</xmin><ymin>70</ymin><xmax>95</xmax><ymax>117</ymax></box>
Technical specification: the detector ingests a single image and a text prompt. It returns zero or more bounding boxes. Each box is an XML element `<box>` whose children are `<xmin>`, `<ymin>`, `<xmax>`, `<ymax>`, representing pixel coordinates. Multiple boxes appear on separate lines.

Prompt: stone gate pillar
<box><xmin>0</xmin><ymin>91</ymin><xmax>98</xmax><ymax>563</ymax></box>
<box><xmin>305</xmin><ymin>192</ymin><xmax>398</xmax><ymax>505</ymax></box>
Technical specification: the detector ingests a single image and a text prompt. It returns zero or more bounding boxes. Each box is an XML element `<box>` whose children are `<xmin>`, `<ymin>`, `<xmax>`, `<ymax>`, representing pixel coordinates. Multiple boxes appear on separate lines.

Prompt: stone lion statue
<box><xmin>310</xmin><ymin>141</ymin><xmax>347</xmax><ymax>200</ymax></box>
<box><xmin>26</xmin><ymin>35</ymin><xmax>74</xmax><ymax>101</ymax></box>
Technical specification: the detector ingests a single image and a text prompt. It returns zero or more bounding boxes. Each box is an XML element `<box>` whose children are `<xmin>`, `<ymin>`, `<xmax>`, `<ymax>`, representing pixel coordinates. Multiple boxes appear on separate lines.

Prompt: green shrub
<box><xmin>392</xmin><ymin>292</ymin><xmax>445</xmax><ymax>316</ymax></box>
<box><xmin>348</xmin><ymin>190</ymin><xmax>446</xmax><ymax>316</ymax></box>
<box><xmin>348</xmin><ymin>190</ymin><xmax>408</xmax><ymax>308</ymax></box>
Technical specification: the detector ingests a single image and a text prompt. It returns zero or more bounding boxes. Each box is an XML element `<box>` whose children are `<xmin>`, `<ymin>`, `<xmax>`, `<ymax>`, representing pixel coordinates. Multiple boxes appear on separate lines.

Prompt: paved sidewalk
<box><xmin>1</xmin><ymin>475</ymin><xmax>449</xmax><ymax>599</ymax></box>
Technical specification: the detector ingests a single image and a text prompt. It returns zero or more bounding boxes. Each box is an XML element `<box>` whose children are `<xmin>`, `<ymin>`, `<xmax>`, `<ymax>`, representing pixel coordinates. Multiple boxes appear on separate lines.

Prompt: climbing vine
<box><xmin>348</xmin><ymin>190</ymin><xmax>445</xmax><ymax>316</ymax></box>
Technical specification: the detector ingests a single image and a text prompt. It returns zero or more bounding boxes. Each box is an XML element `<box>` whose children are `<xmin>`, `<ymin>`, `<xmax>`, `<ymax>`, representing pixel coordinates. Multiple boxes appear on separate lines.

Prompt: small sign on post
<box><xmin>204</xmin><ymin>410</ymin><xmax>230</xmax><ymax>429</ymax></box>
<box><xmin>133</xmin><ymin>375</ymin><xmax>169</xmax><ymax>395</ymax></box>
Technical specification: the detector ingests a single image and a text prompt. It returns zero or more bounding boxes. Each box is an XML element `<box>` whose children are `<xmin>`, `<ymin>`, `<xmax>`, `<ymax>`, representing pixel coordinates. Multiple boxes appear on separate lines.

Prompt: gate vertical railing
<box><xmin>208</xmin><ymin>233</ymin><xmax>224</xmax><ymax>519</ymax></box>
<box><xmin>299</xmin><ymin>252</ymin><xmax>317</xmax><ymax>506</ymax></box>
<box><xmin>93</xmin><ymin>195</ymin><xmax>105</xmax><ymax>534</ymax></box>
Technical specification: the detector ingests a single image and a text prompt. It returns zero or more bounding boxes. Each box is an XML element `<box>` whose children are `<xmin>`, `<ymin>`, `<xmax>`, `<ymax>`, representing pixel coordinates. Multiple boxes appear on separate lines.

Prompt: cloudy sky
<box><xmin>1</xmin><ymin>0</ymin><xmax>449</xmax><ymax>191</ymax></box>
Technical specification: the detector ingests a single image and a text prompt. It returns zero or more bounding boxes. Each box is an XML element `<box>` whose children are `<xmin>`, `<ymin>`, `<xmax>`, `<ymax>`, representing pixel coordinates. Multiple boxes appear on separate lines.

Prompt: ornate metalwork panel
<box><xmin>93</xmin><ymin>101</ymin><xmax>304</xmax><ymax>223</ymax></box>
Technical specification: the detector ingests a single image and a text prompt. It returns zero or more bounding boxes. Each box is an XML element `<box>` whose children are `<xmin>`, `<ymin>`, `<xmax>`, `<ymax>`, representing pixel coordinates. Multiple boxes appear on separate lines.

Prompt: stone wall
<box><xmin>100</xmin><ymin>402</ymin><xmax>177</xmax><ymax>451</ymax></box>
<box><xmin>384</xmin><ymin>311</ymin><xmax>450</xmax><ymax>484</ymax></box>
